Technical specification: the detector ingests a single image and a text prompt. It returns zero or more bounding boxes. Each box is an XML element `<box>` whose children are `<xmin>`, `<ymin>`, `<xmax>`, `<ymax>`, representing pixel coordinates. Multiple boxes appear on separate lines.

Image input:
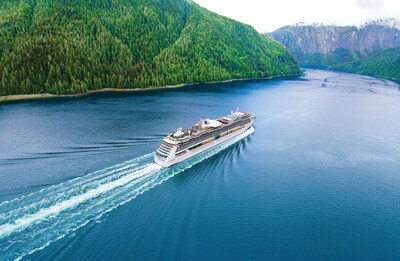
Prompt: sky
<box><xmin>192</xmin><ymin>0</ymin><xmax>400</xmax><ymax>32</ymax></box>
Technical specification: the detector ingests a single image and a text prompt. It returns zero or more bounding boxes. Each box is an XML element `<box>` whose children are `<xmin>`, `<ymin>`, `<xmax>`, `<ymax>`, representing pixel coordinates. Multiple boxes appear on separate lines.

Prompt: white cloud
<box><xmin>192</xmin><ymin>0</ymin><xmax>400</xmax><ymax>32</ymax></box>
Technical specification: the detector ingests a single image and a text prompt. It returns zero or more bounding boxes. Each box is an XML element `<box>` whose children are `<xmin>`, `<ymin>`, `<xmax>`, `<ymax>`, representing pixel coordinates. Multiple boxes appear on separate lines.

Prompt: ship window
<box><xmin>162</xmin><ymin>142</ymin><xmax>173</xmax><ymax>148</ymax></box>
<box><xmin>156</xmin><ymin>151</ymin><xmax>168</xmax><ymax>158</ymax></box>
<box><xmin>158</xmin><ymin>148</ymin><xmax>170</xmax><ymax>155</ymax></box>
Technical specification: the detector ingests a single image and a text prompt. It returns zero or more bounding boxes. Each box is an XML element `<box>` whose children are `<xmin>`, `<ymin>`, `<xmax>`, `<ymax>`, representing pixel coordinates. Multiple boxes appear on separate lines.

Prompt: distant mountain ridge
<box><xmin>268</xmin><ymin>18</ymin><xmax>400</xmax><ymax>80</ymax></box>
<box><xmin>0</xmin><ymin>0</ymin><xmax>300</xmax><ymax>96</ymax></box>
<box><xmin>270</xmin><ymin>18</ymin><xmax>400</xmax><ymax>56</ymax></box>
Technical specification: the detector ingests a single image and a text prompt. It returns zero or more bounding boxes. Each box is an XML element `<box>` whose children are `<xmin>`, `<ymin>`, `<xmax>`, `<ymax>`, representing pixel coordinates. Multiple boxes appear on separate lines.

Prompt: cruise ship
<box><xmin>154</xmin><ymin>108</ymin><xmax>256</xmax><ymax>168</ymax></box>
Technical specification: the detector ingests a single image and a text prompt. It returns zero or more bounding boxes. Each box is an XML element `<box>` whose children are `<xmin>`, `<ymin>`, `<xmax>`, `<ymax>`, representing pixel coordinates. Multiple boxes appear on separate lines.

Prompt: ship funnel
<box><xmin>175</xmin><ymin>127</ymin><xmax>184</xmax><ymax>136</ymax></box>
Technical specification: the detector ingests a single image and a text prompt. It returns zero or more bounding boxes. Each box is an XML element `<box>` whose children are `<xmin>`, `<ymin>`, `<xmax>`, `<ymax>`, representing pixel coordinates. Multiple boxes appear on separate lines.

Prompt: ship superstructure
<box><xmin>154</xmin><ymin>108</ymin><xmax>256</xmax><ymax>168</ymax></box>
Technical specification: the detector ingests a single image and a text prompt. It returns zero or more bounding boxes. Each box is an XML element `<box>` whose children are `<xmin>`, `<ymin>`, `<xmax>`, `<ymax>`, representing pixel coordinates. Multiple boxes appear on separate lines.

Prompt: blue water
<box><xmin>1</xmin><ymin>70</ymin><xmax>400</xmax><ymax>260</ymax></box>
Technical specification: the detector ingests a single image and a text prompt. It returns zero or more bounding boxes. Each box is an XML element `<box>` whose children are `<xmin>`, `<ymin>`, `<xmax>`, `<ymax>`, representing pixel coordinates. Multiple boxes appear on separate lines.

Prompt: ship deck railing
<box><xmin>166</xmin><ymin>113</ymin><xmax>250</xmax><ymax>143</ymax></box>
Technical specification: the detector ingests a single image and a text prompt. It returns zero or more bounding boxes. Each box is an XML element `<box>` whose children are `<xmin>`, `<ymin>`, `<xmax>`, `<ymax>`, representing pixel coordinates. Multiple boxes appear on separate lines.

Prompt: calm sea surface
<box><xmin>0</xmin><ymin>70</ymin><xmax>400</xmax><ymax>260</ymax></box>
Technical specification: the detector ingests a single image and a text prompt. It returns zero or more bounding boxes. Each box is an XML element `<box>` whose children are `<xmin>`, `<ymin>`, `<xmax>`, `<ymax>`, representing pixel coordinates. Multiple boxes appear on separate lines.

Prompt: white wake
<box><xmin>0</xmin><ymin>127</ymin><xmax>254</xmax><ymax>260</ymax></box>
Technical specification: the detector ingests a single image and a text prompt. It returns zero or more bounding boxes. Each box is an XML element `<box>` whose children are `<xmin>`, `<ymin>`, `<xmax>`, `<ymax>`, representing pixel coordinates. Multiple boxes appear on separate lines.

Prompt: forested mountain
<box><xmin>269</xmin><ymin>18</ymin><xmax>400</xmax><ymax>79</ymax></box>
<box><xmin>331</xmin><ymin>47</ymin><xmax>400</xmax><ymax>80</ymax></box>
<box><xmin>0</xmin><ymin>0</ymin><xmax>300</xmax><ymax>96</ymax></box>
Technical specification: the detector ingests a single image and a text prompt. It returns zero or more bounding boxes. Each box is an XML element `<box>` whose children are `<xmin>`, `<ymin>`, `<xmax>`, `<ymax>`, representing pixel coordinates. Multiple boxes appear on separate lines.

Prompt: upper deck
<box><xmin>163</xmin><ymin>109</ymin><xmax>251</xmax><ymax>145</ymax></box>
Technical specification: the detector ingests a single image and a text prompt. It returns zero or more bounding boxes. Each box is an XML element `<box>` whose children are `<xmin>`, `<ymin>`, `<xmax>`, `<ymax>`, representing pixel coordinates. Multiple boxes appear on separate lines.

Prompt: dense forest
<box><xmin>287</xmin><ymin>49</ymin><xmax>365</xmax><ymax>70</ymax></box>
<box><xmin>0</xmin><ymin>0</ymin><xmax>301</xmax><ymax>96</ymax></box>
<box><xmin>331</xmin><ymin>48</ymin><xmax>400</xmax><ymax>80</ymax></box>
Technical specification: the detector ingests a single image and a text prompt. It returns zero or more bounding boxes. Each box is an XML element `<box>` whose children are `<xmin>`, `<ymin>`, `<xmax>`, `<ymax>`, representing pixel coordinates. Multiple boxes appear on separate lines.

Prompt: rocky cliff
<box><xmin>269</xmin><ymin>18</ymin><xmax>400</xmax><ymax>69</ymax></box>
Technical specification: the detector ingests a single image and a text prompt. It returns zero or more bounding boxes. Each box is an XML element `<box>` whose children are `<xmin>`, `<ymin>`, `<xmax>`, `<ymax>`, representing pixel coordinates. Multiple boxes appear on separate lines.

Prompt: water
<box><xmin>0</xmin><ymin>70</ymin><xmax>399</xmax><ymax>260</ymax></box>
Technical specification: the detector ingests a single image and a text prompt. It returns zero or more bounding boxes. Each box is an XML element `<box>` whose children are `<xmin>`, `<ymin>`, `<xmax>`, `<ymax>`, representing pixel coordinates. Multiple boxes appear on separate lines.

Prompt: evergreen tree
<box><xmin>0</xmin><ymin>0</ymin><xmax>301</xmax><ymax>96</ymax></box>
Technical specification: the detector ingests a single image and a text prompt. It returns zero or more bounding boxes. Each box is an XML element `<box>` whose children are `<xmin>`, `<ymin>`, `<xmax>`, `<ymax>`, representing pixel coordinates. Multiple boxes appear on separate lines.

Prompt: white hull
<box><xmin>154</xmin><ymin>117</ymin><xmax>255</xmax><ymax>168</ymax></box>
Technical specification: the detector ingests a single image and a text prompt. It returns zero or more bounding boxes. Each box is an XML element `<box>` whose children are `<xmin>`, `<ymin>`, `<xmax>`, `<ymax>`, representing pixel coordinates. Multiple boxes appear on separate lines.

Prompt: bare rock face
<box><xmin>269</xmin><ymin>18</ymin><xmax>400</xmax><ymax>68</ymax></box>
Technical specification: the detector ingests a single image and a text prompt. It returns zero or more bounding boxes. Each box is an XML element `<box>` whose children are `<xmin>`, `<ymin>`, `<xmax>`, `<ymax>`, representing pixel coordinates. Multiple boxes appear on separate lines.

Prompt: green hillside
<box><xmin>287</xmin><ymin>49</ymin><xmax>365</xmax><ymax>70</ymax></box>
<box><xmin>331</xmin><ymin>48</ymin><xmax>400</xmax><ymax>80</ymax></box>
<box><xmin>0</xmin><ymin>0</ymin><xmax>300</xmax><ymax>96</ymax></box>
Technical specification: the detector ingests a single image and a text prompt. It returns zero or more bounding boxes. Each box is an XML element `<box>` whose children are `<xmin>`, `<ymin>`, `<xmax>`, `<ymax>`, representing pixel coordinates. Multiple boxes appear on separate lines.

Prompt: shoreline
<box><xmin>303</xmin><ymin>68</ymin><xmax>400</xmax><ymax>85</ymax></box>
<box><xmin>0</xmin><ymin>84</ymin><xmax>188</xmax><ymax>103</ymax></box>
<box><xmin>0</xmin><ymin>74</ymin><xmax>301</xmax><ymax>104</ymax></box>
